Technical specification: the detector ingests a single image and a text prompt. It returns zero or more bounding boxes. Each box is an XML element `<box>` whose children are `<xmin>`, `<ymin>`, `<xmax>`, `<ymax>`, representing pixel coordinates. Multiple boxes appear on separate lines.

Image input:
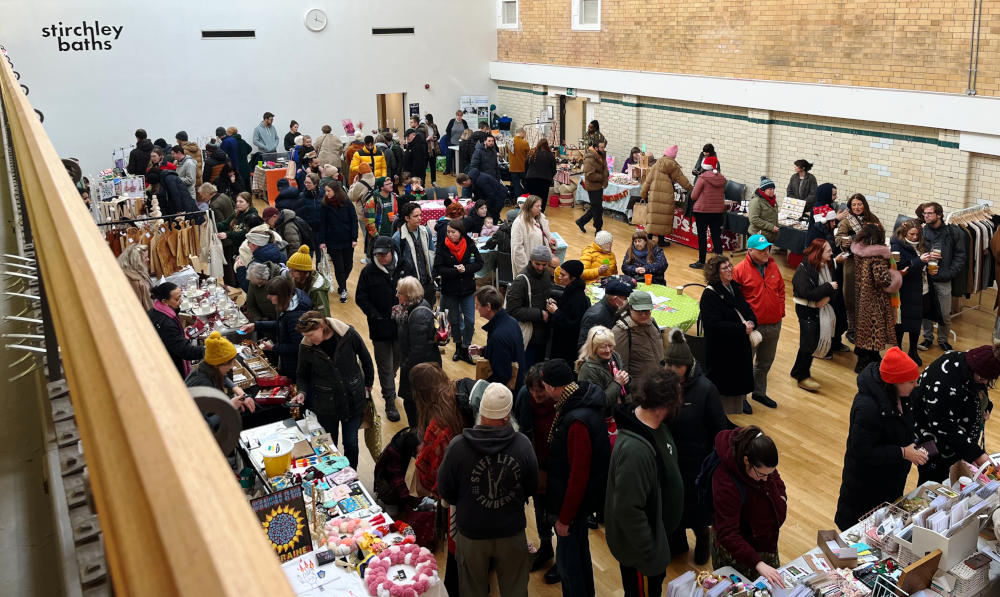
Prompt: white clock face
<box><xmin>305</xmin><ymin>9</ymin><xmax>327</xmax><ymax>32</ymax></box>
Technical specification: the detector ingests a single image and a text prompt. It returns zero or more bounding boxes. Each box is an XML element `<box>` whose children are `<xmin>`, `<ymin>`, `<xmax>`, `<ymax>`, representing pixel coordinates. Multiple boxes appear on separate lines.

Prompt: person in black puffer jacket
<box><xmin>434</xmin><ymin>219</ymin><xmax>483</xmax><ymax>364</ymax></box>
<box><xmin>394</xmin><ymin>276</ymin><xmax>442</xmax><ymax>427</ymax></box>
<box><xmin>151</xmin><ymin>168</ymin><xmax>204</xmax><ymax>223</ymax></box>
<box><xmin>274</xmin><ymin>178</ymin><xmax>302</xmax><ymax>212</ymax></box>
<box><xmin>202</xmin><ymin>145</ymin><xmax>229</xmax><ymax>184</ymax></box>
<box><xmin>524</xmin><ymin>139</ymin><xmax>558</xmax><ymax>209</ymax></box>
<box><xmin>127</xmin><ymin>136</ymin><xmax>154</xmax><ymax>175</ymax></box>
<box><xmin>241</xmin><ymin>276</ymin><xmax>312</xmax><ymax>380</ymax></box>
<box><xmin>835</xmin><ymin>349</ymin><xmax>923</xmax><ymax>530</ymax></box>
<box><xmin>148</xmin><ymin>282</ymin><xmax>205</xmax><ymax>378</ymax></box>
<box><xmin>548</xmin><ymin>260</ymin><xmax>591</xmax><ymax>363</ymax></box>
<box><xmin>293</xmin><ymin>313</ymin><xmax>374</xmax><ymax>469</ymax></box>
<box><xmin>356</xmin><ymin>237</ymin><xmax>416</xmax><ymax>422</ymax></box>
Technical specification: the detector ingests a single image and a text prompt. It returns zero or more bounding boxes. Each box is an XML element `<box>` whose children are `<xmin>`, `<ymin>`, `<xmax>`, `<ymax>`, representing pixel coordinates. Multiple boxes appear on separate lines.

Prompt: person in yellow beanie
<box><xmin>286</xmin><ymin>245</ymin><xmax>332</xmax><ymax>317</ymax></box>
<box><xmin>184</xmin><ymin>331</ymin><xmax>256</xmax><ymax>414</ymax></box>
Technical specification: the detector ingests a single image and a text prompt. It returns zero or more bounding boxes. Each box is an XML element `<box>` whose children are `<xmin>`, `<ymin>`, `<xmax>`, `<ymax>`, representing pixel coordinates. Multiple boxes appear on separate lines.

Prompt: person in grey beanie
<box><xmin>505</xmin><ymin>245</ymin><xmax>555</xmax><ymax>367</ymax></box>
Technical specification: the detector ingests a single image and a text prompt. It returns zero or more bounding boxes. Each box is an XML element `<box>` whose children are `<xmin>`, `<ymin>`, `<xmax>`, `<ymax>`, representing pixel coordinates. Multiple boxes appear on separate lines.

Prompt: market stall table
<box><xmin>415</xmin><ymin>198</ymin><xmax>472</xmax><ymax>226</ymax></box>
<box><xmin>586</xmin><ymin>282</ymin><xmax>700</xmax><ymax>331</ymax></box>
<box><xmin>574</xmin><ymin>177</ymin><xmax>642</xmax><ymax>218</ymax></box>
<box><xmin>252</xmin><ymin>165</ymin><xmax>297</xmax><ymax>206</ymax></box>
<box><xmin>474</xmin><ymin>231</ymin><xmax>568</xmax><ymax>280</ymax></box>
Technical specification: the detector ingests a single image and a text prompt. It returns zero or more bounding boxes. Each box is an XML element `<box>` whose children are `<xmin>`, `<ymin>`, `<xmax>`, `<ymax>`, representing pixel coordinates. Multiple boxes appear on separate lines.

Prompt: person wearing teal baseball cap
<box><xmin>748</xmin><ymin>176</ymin><xmax>780</xmax><ymax>243</ymax></box>
<box><xmin>732</xmin><ymin>234</ymin><xmax>787</xmax><ymax>409</ymax></box>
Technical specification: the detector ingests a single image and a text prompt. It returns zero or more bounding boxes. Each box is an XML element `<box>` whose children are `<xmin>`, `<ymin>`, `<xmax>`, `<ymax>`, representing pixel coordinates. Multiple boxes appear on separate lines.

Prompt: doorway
<box><xmin>564</xmin><ymin>97</ymin><xmax>587</xmax><ymax>147</ymax></box>
<box><xmin>376</xmin><ymin>93</ymin><xmax>405</xmax><ymax>133</ymax></box>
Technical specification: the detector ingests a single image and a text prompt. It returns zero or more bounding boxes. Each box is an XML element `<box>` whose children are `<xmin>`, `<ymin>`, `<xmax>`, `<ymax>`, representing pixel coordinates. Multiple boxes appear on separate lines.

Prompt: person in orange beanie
<box><xmin>834</xmin><ymin>346</ymin><xmax>924</xmax><ymax>530</ymax></box>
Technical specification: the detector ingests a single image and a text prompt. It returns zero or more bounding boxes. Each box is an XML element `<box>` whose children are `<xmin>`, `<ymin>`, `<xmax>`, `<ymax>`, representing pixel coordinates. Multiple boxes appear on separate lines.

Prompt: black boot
<box><xmin>402</xmin><ymin>398</ymin><xmax>418</xmax><ymax>429</ymax></box>
<box><xmin>543</xmin><ymin>564</ymin><xmax>560</xmax><ymax>584</ymax></box>
<box><xmin>531</xmin><ymin>542</ymin><xmax>553</xmax><ymax>572</ymax></box>
<box><xmin>456</xmin><ymin>344</ymin><xmax>475</xmax><ymax>365</ymax></box>
<box><xmin>694</xmin><ymin>527</ymin><xmax>711</xmax><ymax>565</ymax></box>
<box><xmin>908</xmin><ymin>350</ymin><xmax>923</xmax><ymax>367</ymax></box>
<box><xmin>384</xmin><ymin>398</ymin><xmax>401</xmax><ymax>423</ymax></box>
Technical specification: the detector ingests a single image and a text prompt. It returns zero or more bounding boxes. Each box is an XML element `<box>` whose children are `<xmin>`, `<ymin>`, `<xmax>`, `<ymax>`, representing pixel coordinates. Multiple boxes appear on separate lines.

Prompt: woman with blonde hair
<box><xmin>394</xmin><ymin>276</ymin><xmax>441</xmax><ymax>426</ymax></box>
<box><xmin>510</xmin><ymin>194</ymin><xmax>555</xmax><ymax>274</ymax></box>
<box><xmin>117</xmin><ymin>243</ymin><xmax>152</xmax><ymax>310</ymax></box>
<box><xmin>576</xmin><ymin>325</ymin><xmax>630</xmax><ymax>412</ymax></box>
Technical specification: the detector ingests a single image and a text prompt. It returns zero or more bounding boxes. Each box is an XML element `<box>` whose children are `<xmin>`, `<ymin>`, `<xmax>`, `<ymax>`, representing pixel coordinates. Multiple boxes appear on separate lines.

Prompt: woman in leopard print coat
<box><xmin>851</xmin><ymin>224</ymin><xmax>902</xmax><ymax>373</ymax></box>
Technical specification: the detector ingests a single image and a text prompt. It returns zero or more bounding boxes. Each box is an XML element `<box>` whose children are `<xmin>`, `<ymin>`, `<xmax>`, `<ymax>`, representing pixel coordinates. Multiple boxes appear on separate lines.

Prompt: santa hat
<box><xmin>813</xmin><ymin>205</ymin><xmax>837</xmax><ymax>223</ymax></box>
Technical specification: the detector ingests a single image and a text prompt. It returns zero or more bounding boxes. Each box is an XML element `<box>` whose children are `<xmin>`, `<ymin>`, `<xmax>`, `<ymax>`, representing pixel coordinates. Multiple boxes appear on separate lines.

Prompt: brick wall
<box><xmin>497</xmin><ymin>82</ymin><xmax>1000</xmax><ymax>225</ymax></box>
<box><xmin>498</xmin><ymin>0</ymin><xmax>999</xmax><ymax>97</ymax></box>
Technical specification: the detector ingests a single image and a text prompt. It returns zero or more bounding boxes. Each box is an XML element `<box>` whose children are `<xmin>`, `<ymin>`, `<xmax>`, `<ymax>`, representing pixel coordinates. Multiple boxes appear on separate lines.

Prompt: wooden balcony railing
<box><xmin>0</xmin><ymin>59</ymin><xmax>293</xmax><ymax>596</ymax></box>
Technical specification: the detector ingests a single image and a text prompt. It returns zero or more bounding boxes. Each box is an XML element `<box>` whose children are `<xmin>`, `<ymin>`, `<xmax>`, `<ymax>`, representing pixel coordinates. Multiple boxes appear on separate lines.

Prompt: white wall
<box><xmin>0</xmin><ymin>1</ymin><xmax>498</xmax><ymax>174</ymax></box>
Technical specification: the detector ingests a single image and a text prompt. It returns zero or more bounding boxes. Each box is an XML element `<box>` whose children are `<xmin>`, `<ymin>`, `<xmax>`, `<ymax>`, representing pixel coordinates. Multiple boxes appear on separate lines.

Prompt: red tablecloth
<box><xmin>415</xmin><ymin>198</ymin><xmax>472</xmax><ymax>225</ymax></box>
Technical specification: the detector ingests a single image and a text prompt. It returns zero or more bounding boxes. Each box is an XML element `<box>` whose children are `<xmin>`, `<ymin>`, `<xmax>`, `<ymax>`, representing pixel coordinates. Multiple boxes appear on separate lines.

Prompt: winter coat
<box><xmin>209</xmin><ymin>192</ymin><xmax>234</xmax><ymax>225</ymax></box>
<box><xmin>700</xmin><ymin>282</ymin><xmax>757</xmax><ymax>396</ymax></box>
<box><xmin>550</xmin><ymin>278</ymin><xmax>591</xmax><ymax>363</ymax></box>
<box><xmin>469</xmin><ymin>168</ymin><xmax>509</xmax><ymax>219</ymax></box>
<box><xmin>275</xmin><ymin>184</ymin><xmax>303</xmax><ymax>212</ymax></box>
<box><xmin>234</xmin><ymin>134</ymin><xmax>253</xmax><ymax>180</ymax></box>
<box><xmin>203</xmin><ymin>148</ymin><xmax>229</xmax><ymax>184</ymax></box>
<box><xmin>605</xmin><ymin>404</ymin><xmax>684</xmax><ymax>577</ymax></box>
<box><xmin>220</xmin><ymin>136</ymin><xmax>239</xmax><ymax>175</ymax></box>
<box><xmin>791</xmin><ymin>261</ymin><xmax>837</xmax><ymax>304</ymax></box>
<box><xmin>283</xmin><ymin>131</ymin><xmax>297</xmax><ymax>152</ymax></box>
<box><xmin>914</xmin><ymin>351</ymin><xmax>993</xmax><ymax>465</ymax></box>
<box><xmin>287</xmin><ymin>270</ymin><xmax>331</xmax><ymax>318</ymax></box>
<box><xmin>579</xmin><ymin>298</ymin><xmax>620</xmax><ymax>348</ymax></box>
<box><xmin>640</xmin><ymin>156</ymin><xmax>691</xmax><ymax>236</ymax></box>
<box><xmin>183</xmin><ymin>360</ymin><xmax>229</xmax><ymax>393</ymax></box>
<box><xmin>470</xmin><ymin>145</ymin><xmax>500</xmax><ymax>180</ymax></box>
<box><xmin>393</xmin><ymin>225</ymin><xmax>436</xmax><ymax>300</ymax></box>
<box><xmin>621</xmin><ymin>245</ymin><xmax>668</xmax><ymax>285</ymax></box>
<box><xmin>669</xmin><ymin>363</ymin><xmax>727</xmax><ymax>529</ymax></box>
<box><xmin>356</xmin><ymin>253</ymin><xmax>415</xmax><ymax>342</ymax></box>
<box><xmin>834</xmin><ymin>363</ymin><xmax>917</xmax><ymax>530</ymax></box>
<box><xmin>525</xmin><ymin>149</ymin><xmax>557</xmax><ymax>182</ymax></box>
<box><xmin>181</xmin><ymin>141</ymin><xmax>204</xmax><ymax>188</ymax></box>
<box><xmin>314</xmin><ymin>133</ymin><xmax>343</xmax><ymax>169</ymax></box>
<box><xmin>274</xmin><ymin>209</ymin><xmax>308</xmax><ymax>255</ymax></box>
<box><xmin>318</xmin><ymin>200</ymin><xmax>358</xmax><ymax>251</ymax></box>
<box><xmin>580</xmin><ymin>242</ymin><xmax>619</xmax><ymax>282</ymax></box>
<box><xmin>253</xmin><ymin>289</ymin><xmax>312</xmax><ymax>378</ymax></box>
<box><xmin>576</xmin><ymin>353</ymin><xmax>627</xmax><ymax>413</ymax></box>
<box><xmin>463</xmin><ymin>212</ymin><xmax>485</xmax><ymax>235</ymax></box>
<box><xmin>890</xmin><ymin>237</ymin><xmax>929</xmax><ymax>333</ymax></box>
<box><xmin>175</xmin><ymin>155</ymin><xmax>199</xmax><ymax>201</ymax></box>
<box><xmin>236</xmin><ymin>241</ymin><xmax>286</xmax><ymax>291</ymax></box>
<box><xmin>437</xmin><ymin>423</ymin><xmax>539</xmax><ymax>539</ymax></box>
<box><xmin>148</xmin><ymin>304</ymin><xmax>204</xmax><ymax>377</ymax></box>
<box><xmin>732</xmin><ymin>255</ymin><xmax>786</xmax><ymax>325</ymax></box>
<box><xmin>747</xmin><ymin>190</ymin><xmax>779</xmax><ymax>242</ymax></box>
<box><xmin>712</xmin><ymin>428</ymin><xmax>787</xmax><ymax>571</ymax></box>
<box><xmin>218</xmin><ymin>204</ymin><xmax>258</xmax><ymax>248</ymax></box>
<box><xmin>482</xmin><ymin>309</ymin><xmax>526</xmax><ymax>387</ymax></box>
<box><xmin>123</xmin><ymin>268</ymin><xmax>153</xmax><ymax>311</ymax></box>
<box><xmin>785</xmin><ymin>172</ymin><xmax>818</xmax><ymax>204</ymax></box>
<box><xmin>434</xmin><ymin>235</ymin><xmax>483</xmax><ymax>298</ymax></box>
<box><xmin>127</xmin><ymin>139</ymin><xmax>153</xmax><ymax>175</ymax></box>
<box><xmin>612</xmin><ymin>313</ymin><xmax>663</xmax><ymax>385</ymax></box>
<box><xmin>405</xmin><ymin>131</ymin><xmax>429</xmax><ymax>177</ymax></box>
<box><xmin>851</xmin><ymin>241</ymin><xmax>902</xmax><ymax>352</ymax></box>
<box><xmin>349</xmin><ymin>147</ymin><xmax>388</xmax><ymax>183</ymax></box>
<box><xmin>691</xmin><ymin>170</ymin><xmax>727</xmax><ymax>214</ymax></box>
<box><xmin>545</xmin><ymin>381</ymin><xmax>612</xmax><ymax>521</ymax></box>
<box><xmin>159</xmin><ymin>170</ymin><xmax>204</xmax><ymax>223</ymax></box>
<box><xmin>505</xmin><ymin>265</ymin><xmax>554</xmax><ymax>347</ymax></box>
<box><xmin>244</xmin><ymin>261</ymin><xmax>283</xmax><ymax>322</ymax></box>
<box><xmin>397</xmin><ymin>299</ymin><xmax>441</xmax><ymax>400</ymax></box>
<box><xmin>459</xmin><ymin>137</ymin><xmax>477</xmax><ymax>173</ymax></box>
<box><xmin>581</xmin><ymin>150</ymin><xmax>609</xmax><ymax>192</ymax></box>
<box><xmin>296</xmin><ymin>318</ymin><xmax>374</xmax><ymax>421</ymax></box>
<box><xmin>510</xmin><ymin>214</ymin><xmax>553</xmax><ymax>276</ymax></box>
<box><xmin>343</xmin><ymin>141</ymin><xmax>364</xmax><ymax>175</ymax></box>
<box><xmin>295</xmin><ymin>191</ymin><xmax>324</xmax><ymax>234</ymax></box>
<box><xmin>922</xmin><ymin>222</ymin><xmax>968</xmax><ymax>283</ymax></box>
<box><xmin>509</xmin><ymin>137</ymin><xmax>531</xmax><ymax>173</ymax></box>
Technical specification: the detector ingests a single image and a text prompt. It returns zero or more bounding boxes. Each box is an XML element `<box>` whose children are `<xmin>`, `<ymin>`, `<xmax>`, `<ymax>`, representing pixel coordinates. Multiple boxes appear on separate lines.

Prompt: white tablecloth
<box><xmin>574</xmin><ymin>179</ymin><xmax>641</xmax><ymax>216</ymax></box>
<box><xmin>282</xmin><ymin>550</ymin><xmax>448</xmax><ymax>596</ymax></box>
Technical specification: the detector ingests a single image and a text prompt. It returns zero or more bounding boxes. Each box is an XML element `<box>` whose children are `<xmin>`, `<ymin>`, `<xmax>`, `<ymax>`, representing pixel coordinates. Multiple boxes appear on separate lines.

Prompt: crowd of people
<box><xmin>118</xmin><ymin>115</ymin><xmax>1000</xmax><ymax>597</ymax></box>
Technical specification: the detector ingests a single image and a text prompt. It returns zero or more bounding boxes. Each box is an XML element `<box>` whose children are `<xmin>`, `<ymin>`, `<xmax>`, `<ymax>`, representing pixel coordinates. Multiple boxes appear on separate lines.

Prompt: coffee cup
<box><xmin>676</xmin><ymin>285</ymin><xmax>684</xmax><ymax>295</ymax></box>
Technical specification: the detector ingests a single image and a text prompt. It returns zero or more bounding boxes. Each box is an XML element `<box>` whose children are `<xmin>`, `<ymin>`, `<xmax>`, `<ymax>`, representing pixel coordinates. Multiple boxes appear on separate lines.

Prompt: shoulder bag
<box><xmin>503</xmin><ymin>274</ymin><xmax>534</xmax><ymax>348</ymax></box>
<box><xmin>706</xmin><ymin>285</ymin><xmax>761</xmax><ymax>348</ymax></box>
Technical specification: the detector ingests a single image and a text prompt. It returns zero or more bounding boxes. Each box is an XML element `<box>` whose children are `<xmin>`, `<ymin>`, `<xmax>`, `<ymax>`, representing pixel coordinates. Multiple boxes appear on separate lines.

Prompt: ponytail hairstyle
<box><xmin>733</xmin><ymin>425</ymin><xmax>778</xmax><ymax>469</ymax></box>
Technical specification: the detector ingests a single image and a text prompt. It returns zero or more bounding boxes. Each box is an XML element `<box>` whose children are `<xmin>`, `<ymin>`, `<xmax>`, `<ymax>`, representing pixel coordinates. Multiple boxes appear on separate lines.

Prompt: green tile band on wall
<box><xmin>499</xmin><ymin>85</ymin><xmax>959</xmax><ymax>149</ymax></box>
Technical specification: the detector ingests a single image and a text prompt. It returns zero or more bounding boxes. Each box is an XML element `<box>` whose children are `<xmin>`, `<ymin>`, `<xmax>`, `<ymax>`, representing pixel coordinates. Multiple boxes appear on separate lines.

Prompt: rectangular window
<box><xmin>498</xmin><ymin>0</ymin><xmax>518</xmax><ymax>29</ymax></box>
<box><xmin>571</xmin><ymin>0</ymin><xmax>600</xmax><ymax>31</ymax></box>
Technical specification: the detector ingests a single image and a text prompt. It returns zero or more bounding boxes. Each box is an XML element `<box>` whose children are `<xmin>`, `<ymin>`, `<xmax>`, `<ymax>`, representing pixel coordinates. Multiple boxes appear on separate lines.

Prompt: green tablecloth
<box><xmin>586</xmin><ymin>283</ymin><xmax>701</xmax><ymax>331</ymax></box>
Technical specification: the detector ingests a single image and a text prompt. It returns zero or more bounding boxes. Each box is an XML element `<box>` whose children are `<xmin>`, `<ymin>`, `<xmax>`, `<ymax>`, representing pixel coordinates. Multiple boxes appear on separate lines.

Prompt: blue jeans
<box><xmin>316</xmin><ymin>413</ymin><xmax>363</xmax><ymax>469</ymax></box>
<box><xmin>551</xmin><ymin>515</ymin><xmax>594</xmax><ymax>597</ymax></box>
<box><xmin>439</xmin><ymin>293</ymin><xmax>475</xmax><ymax>346</ymax></box>
<box><xmin>510</xmin><ymin>171</ymin><xmax>524</xmax><ymax>199</ymax></box>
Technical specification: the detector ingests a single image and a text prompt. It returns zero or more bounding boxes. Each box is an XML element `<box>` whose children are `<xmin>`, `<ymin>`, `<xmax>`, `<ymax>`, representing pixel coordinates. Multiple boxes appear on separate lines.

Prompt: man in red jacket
<box><xmin>732</xmin><ymin>234</ymin><xmax>785</xmax><ymax>409</ymax></box>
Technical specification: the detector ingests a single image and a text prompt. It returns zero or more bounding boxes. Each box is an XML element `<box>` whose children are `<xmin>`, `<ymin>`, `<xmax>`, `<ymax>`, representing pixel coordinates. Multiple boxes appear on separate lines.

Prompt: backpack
<box><xmin>694</xmin><ymin>448</ymin><xmax>745</xmax><ymax>523</ymax></box>
<box><xmin>286</xmin><ymin>215</ymin><xmax>315</xmax><ymax>253</ymax></box>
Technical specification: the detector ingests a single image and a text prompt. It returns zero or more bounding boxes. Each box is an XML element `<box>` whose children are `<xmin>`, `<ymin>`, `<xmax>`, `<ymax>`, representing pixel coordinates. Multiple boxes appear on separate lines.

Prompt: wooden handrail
<box><xmin>0</xmin><ymin>61</ymin><xmax>294</xmax><ymax>596</ymax></box>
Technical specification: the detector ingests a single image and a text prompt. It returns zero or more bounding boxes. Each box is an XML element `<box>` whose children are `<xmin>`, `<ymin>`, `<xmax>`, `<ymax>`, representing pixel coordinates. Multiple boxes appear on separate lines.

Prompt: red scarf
<box><xmin>445</xmin><ymin>236</ymin><xmax>467</xmax><ymax>263</ymax></box>
<box><xmin>757</xmin><ymin>188</ymin><xmax>776</xmax><ymax>207</ymax></box>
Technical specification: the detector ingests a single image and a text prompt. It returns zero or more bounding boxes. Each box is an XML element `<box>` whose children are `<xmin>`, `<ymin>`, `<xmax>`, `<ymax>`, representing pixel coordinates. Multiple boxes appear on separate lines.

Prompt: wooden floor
<box><xmin>258</xmin><ymin>175</ymin><xmax>1000</xmax><ymax>595</ymax></box>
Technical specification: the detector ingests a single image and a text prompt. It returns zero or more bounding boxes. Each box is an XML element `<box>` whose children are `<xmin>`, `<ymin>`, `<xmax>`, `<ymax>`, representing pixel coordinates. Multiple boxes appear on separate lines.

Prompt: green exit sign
<box><xmin>566</xmin><ymin>88</ymin><xmax>576</xmax><ymax>97</ymax></box>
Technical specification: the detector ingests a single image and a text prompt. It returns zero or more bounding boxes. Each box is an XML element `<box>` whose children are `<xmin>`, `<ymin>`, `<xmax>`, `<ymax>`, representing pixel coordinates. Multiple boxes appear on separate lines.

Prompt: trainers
<box><xmin>939</xmin><ymin>341</ymin><xmax>953</xmax><ymax>352</ymax></box>
<box><xmin>797</xmin><ymin>378</ymin><xmax>821</xmax><ymax>392</ymax></box>
<box><xmin>384</xmin><ymin>399</ymin><xmax>401</xmax><ymax>423</ymax></box>
<box><xmin>917</xmin><ymin>338</ymin><xmax>932</xmax><ymax>351</ymax></box>
<box><xmin>752</xmin><ymin>394</ymin><xmax>778</xmax><ymax>408</ymax></box>
<box><xmin>689</xmin><ymin>261</ymin><xmax>705</xmax><ymax>269</ymax></box>
<box><xmin>339</xmin><ymin>289</ymin><xmax>348</xmax><ymax>303</ymax></box>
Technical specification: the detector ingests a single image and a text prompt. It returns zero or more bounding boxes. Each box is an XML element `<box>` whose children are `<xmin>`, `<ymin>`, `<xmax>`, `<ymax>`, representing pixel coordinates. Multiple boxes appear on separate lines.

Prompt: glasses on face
<box><xmin>719</xmin><ymin>263</ymin><xmax>733</xmax><ymax>270</ymax></box>
<box><xmin>751</xmin><ymin>466</ymin><xmax>771</xmax><ymax>481</ymax></box>
<box><xmin>922</xmin><ymin>211</ymin><xmax>936</xmax><ymax>217</ymax></box>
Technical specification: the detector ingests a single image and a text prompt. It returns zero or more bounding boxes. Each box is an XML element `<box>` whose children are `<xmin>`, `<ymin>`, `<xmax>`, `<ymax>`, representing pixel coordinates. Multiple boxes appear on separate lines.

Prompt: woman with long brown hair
<box><xmin>317</xmin><ymin>180</ymin><xmax>358</xmax><ymax>302</ymax></box>
<box><xmin>790</xmin><ymin>239</ymin><xmax>840</xmax><ymax>391</ymax></box>
<box><xmin>891</xmin><ymin>220</ymin><xmax>936</xmax><ymax>364</ymax></box>
<box><xmin>117</xmin><ymin>243</ymin><xmax>152</xmax><ymax>310</ymax></box>
<box><xmin>394</xmin><ymin>276</ymin><xmax>441</xmax><ymax>426</ymax></box>
<box><xmin>524</xmin><ymin>138</ymin><xmax>557</xmax><ymax>211</ymax></box>
<box><xmin>834</xmin><ymin>193</ymin><xmax>881</xmax><ymax>341</ymax></box>
<box><xmin>621</xmin><ymin>229</ymin><xmax>668</xmax><ymax>285</ymax></box>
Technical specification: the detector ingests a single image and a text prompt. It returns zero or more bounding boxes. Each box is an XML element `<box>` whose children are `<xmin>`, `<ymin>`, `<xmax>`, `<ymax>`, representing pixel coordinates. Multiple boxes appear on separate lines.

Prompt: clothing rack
<box><xmin>946</xmin><ymin>203</ymin><xmax>990</xmax><ymax>224</ymax></box>
<box><xmin>943</xmin><ymin>205</ymin><xmax>996</xmax><ymax>329</ymax></box>
<box><xmin>94</xmin><ymin>211</ymin><xmax>205</xmax><ymax>227</ymax></box>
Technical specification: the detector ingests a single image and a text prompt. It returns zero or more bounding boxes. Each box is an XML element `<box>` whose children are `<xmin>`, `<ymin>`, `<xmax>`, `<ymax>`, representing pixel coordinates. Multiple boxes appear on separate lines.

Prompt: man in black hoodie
<box><xmin>127</xmin><ymin>129</ymin><xmax>153</xmax><ymax>175</ymax></box>
<box><xmin>438</xmin><ymin>383</ymin><xmax>538</xmax><ymax>597</ymax></box>
<box><xmin>355</xmin><ymin>236</ymin><xmax>415</xmax><ymax>422</ymax></box>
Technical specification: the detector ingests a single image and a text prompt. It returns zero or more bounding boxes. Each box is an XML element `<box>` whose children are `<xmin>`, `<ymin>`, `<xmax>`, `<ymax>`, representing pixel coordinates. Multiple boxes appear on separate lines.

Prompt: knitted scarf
<box><xmin>813</xmin><ymin>266</ymin><xmax>836</xmax><ymax>358</ymax></box>
<box><xmin>444</xmin><ymin>236</ymin><xmax>467</xmax><ymax>263</ymax></box>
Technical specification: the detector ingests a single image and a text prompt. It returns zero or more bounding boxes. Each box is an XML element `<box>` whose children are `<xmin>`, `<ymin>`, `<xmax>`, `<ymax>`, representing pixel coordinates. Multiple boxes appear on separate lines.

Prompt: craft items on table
<box><xmin>250</xmin><ymin>484</ymin><xmax>314</xmax><ymax>563</ymax></box>
<box><xmin>364</xmin><ymin>543</ymin><xmax>440</xmax><ymax>597</ymax></box>
<box><xmin>178</xmin><ymin>277</ymin><xmax>248</xmax><ymax>341</ymax></box>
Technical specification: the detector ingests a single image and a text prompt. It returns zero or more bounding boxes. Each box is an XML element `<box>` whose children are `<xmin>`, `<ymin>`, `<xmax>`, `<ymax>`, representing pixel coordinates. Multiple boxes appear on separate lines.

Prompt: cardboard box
<box><xmin>895</xmin><ymin>515</ymin><xmax>979</xmax><ymax>571</ymax></box>
<box><xmin>817</xmin><ymin>530</ymin><xmax>858</xmax><ymax>568</ymax></box>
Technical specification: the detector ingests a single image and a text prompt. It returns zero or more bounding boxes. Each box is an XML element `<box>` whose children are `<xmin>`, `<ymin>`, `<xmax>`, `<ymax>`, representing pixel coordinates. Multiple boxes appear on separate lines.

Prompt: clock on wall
<box><xmin>305</xmin><ymin>9</ymin><xmax>328</xmax><ymax>32</ymax></box>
